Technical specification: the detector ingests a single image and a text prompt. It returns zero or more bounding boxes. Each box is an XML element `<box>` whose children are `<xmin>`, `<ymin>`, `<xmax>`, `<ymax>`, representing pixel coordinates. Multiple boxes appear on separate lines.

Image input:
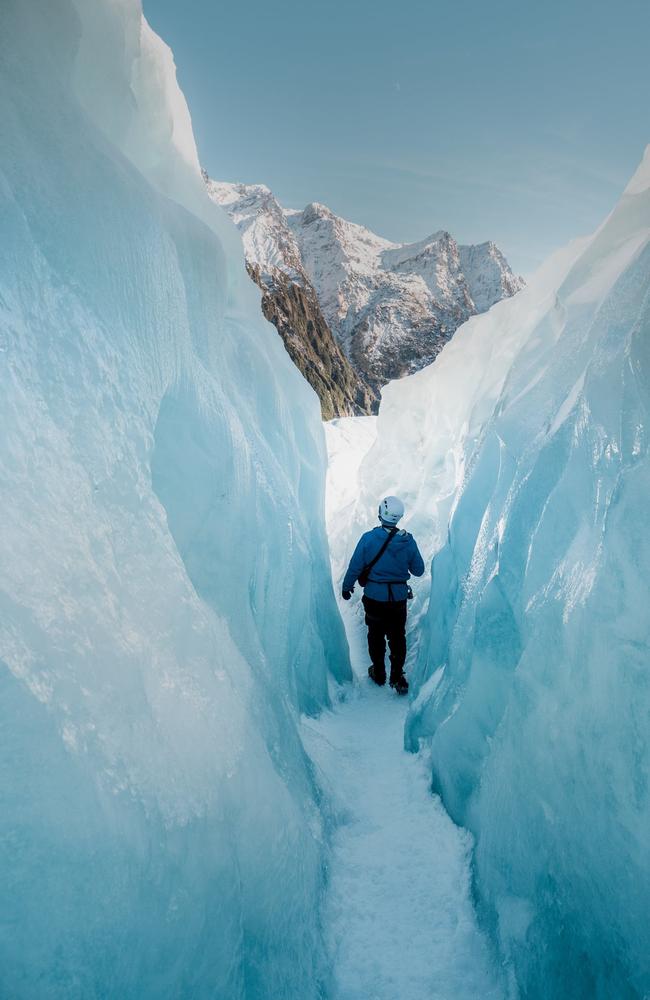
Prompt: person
<box><xmin>341</xmin><ymin>496</ymin><xmax>424</xmax><ymax>695</ymax></box>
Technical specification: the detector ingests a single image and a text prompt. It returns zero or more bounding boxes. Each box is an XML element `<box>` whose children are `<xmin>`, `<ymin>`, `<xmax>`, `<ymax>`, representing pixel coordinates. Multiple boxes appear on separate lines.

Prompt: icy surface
<box><xmin>324</xmin><ymin>416</ymin><xmax>377</xmax><ymax>581</ymax></box>
<box><xmin>347</xmin><ymin>148</ymin><xmax>650</xmax><ymax>997</ymax></box>
<box><xmin>302</xmin><ymin>692</ymin><xmax>504</xmax><ymax>1000</ymax></box>
<box><xmin>302</xmin><ymin>600</ymin><xmax>504</xmax><ymax>1000</ymax></box>
<box><xmin>0</xmin><ymin>0</ymin><xmax>350</xmax><ymax>995</ymax></box>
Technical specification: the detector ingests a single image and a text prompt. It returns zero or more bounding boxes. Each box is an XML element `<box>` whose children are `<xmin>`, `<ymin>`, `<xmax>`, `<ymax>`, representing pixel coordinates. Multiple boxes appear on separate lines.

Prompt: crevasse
<box><xmin>3</xmin><ymin>0</ymin><xmax>649</xmax><ymax>996</ymax></box>
<box><xmin>0</xmin><ymin>1</ymin><xmax>350</xmax><ymax>996</ymax></box>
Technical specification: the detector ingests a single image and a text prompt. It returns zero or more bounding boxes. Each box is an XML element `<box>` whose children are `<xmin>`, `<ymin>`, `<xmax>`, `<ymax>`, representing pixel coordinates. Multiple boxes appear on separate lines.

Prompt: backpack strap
<box><xmin>359</xmin><ymin>528</ymin><xmax>398</xmax><ymax>586</ymax></box>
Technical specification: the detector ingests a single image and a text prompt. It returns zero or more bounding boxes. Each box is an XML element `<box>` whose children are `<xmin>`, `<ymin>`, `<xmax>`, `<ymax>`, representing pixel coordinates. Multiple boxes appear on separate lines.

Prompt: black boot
<box><xmin>389</xmin><ymin>673</ymin><xmax>409</xmax><ymax>695</ymax></box>
<box><xmin>368</xmin><ymin>665</ymin><xmax>386</xmax><ymax>686</ymax></box>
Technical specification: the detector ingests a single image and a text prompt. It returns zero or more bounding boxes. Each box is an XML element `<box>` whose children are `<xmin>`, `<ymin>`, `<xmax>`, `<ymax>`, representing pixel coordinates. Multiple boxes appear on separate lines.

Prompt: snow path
<box><xmin>302</xmin><ymin>612</ymin><xmax>505</xmax><ymax>1000</ymax></box>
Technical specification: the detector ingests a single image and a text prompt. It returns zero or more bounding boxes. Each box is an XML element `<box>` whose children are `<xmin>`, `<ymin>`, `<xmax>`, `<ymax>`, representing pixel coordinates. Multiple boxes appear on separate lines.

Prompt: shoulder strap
<box><xmin>361</xmin><ymin>528</ymin><xmax>398</xmax><ymax>579</ymax></box>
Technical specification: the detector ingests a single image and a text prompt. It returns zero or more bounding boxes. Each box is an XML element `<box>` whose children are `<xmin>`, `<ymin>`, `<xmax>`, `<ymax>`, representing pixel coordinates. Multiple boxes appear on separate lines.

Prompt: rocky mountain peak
<box><xmin>300</xmin><ymin>201</ymin><xmax>335</xmax><ymax>225</ymax></box>
<box><xmin>206</xmin><ymin>175</ymin><xmax>525</xmax><ymax>416</ymax></box>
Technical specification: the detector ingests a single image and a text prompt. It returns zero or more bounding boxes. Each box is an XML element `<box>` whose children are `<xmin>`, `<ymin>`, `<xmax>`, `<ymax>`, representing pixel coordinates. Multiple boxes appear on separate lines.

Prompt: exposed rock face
<box><xmin>206</xmin><ymin>175</ymin><xmax>377</xmax><ymax>418</ymax></box>
<box><xmin>249</xmin><ymin>263</ymin><xmax>378</xmax><ymax>420</ymax></box>
<box><xmin>207</xmin><ymin>175</ymin><xmax>525</xmax><ymax>415</ymax></box>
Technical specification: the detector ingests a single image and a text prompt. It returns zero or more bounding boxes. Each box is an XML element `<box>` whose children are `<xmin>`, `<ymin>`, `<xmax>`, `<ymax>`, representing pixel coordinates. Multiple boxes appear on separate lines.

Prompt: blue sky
<box><xmin>144</xmin><ymin>0</ymin><xmax>648</xmax><ymax>275</ymax></box>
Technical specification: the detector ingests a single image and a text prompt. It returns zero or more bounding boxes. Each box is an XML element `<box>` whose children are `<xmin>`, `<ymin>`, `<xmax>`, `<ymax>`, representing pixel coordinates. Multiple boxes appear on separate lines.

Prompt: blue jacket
<box><xmin>343</xmin><ymin>526</ymin><xmax>425</xmax><ymax>602</ymax></box>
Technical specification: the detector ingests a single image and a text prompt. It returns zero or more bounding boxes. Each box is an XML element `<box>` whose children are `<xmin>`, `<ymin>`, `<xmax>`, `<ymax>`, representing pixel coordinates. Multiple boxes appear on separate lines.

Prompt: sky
<box><xmin>143</xmin><ymin>0</ymin><xmax>649</xmax><ymax>276</ymax></box>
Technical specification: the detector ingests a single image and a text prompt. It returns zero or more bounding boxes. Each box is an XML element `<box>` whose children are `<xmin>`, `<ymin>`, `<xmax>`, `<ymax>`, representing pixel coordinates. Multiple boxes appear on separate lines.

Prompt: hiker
<box><xmin>341</xmin><ymin>496</ymin><xmax>424</xmax><ymax>695</ymax></box>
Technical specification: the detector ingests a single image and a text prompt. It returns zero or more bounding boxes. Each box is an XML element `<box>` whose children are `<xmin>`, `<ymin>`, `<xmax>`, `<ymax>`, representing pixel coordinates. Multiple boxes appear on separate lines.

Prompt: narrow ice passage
<box><xmin>302</xmin><ymin>612</ymin><xmax>504</xmax><ymax>1000</ymax></box>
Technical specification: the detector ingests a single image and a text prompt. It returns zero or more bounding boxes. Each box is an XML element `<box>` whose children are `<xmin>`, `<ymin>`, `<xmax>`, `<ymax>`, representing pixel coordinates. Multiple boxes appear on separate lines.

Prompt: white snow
<box><xmin>302</xmin><ymin>613</ymin><xmax>505</xmax><ymax>1000</ymax></box>
<box><xmin>313</xmin><ymin>426</ymin><xmax>505</xmax><ymax>999</ymax></box>
<box><xmin>325</xmin><ymin>417</ymin><xmax>377</xmax><ymax>538</ymax></box>
<box><xmin>206</xmin><ymin>179</ymin><xmax>306</xmax><ymax>282</ymax></box>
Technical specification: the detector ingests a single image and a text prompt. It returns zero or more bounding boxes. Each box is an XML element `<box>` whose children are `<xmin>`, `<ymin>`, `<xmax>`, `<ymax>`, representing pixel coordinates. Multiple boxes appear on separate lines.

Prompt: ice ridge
<box><xmin>0</xmin><ymin>0</ymin><xmax>350</xmax><ymax>995</ymax></box>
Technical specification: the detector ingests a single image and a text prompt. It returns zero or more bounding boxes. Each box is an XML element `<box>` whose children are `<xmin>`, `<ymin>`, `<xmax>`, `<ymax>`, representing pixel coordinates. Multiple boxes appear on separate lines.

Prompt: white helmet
<box><xmin>378</xmin><ymin>495</ymin><xmax>404</xmax><ymax>525</ymax></box>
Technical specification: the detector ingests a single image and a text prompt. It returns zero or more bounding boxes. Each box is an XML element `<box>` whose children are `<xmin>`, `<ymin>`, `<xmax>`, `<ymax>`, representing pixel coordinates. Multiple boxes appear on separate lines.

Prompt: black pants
<box><xmin>362</xmin><ymin>596</ymin><xmax>407</xmax><ymax>680</ymax></box>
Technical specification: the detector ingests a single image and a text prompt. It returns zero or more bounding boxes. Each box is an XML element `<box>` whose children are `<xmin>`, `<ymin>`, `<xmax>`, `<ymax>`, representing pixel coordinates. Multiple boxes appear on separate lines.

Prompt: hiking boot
<box><xmin>390</xmin><ymin>673</ymin><xmax>409</xmax><ymax>695</ymax></box>
<box><xmin>368</xmin><ymin>665</ymin><xmax>386</xmax><ymax>686</ymax></box>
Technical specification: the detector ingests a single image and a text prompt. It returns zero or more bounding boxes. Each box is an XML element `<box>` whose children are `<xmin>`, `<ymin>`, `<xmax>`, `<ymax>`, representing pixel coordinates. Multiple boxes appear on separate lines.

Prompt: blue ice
<box><xmin>0</xmin><ymin>0</ymin><xmax>349</xmax><ymax>995</ymax></box>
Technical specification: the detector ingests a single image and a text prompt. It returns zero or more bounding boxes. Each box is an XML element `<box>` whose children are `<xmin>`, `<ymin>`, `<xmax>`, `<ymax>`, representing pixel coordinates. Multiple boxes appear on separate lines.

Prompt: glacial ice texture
<box><xmin>0</xmin><ymin>0</ymin><xmax>350</xmax><ymax>996</ymax></box>
<box><xmin>350</xmin><ymin>151</ymin><xmax>650</xmax><ymax>998</ymax></box>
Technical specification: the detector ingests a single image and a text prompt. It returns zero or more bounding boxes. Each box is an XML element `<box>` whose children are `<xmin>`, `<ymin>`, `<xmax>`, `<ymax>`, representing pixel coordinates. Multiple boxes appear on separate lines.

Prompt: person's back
<box><xmin>342</xmin><ymin>496</ymin><xmax>424</xmax><ymax>694</ymax></box>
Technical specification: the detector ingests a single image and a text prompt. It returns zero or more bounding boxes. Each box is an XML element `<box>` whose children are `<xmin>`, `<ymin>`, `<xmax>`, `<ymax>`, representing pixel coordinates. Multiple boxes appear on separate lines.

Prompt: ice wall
<box><xmin>355</xmin><ymin>152</ymin><xmax>650</xmax><ymax>997</ymax></box>
<box><xmin>0</xmin><ymin>1</ymin><xmax>350</xmax><ymax>995</ymax></box>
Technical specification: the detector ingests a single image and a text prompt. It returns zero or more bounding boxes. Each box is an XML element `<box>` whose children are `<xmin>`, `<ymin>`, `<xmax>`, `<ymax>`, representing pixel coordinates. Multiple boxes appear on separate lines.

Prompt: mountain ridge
<box><xmin>207</xmin><ymin>175</ymin><xmax>524</xmax><ymax>417</ymax></box>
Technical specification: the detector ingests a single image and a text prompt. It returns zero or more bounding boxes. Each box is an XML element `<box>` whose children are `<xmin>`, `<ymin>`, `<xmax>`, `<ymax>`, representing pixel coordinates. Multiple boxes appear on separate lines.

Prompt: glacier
<box><xmin>0</xmin><ymin>0</ymin><xmax>351</xmax><ymax>996</ymax></box>
<box><xmin>3</xmin><ymin>0</ymin><xmax>649</xmax><ymax>995</ymax></box>
<box><xmin>340</xmin><ymin>151</ymin><xmax>650</xmax><ymax>997</ymax></box>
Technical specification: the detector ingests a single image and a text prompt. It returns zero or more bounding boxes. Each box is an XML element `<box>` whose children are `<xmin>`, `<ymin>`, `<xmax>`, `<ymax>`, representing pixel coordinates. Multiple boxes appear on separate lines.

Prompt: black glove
<box><xmin>342</xmin><ymin>589</ymin><xmax>352</xmax><ymax>601</ymax></box>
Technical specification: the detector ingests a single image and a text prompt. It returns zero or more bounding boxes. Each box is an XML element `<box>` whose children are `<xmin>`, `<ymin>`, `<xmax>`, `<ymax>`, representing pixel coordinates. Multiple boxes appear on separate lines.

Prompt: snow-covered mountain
<box><xmin>206</xmin><ymin>176</ymin><xmax>378</xmax><ymax>418</ymax></box>
<box><xmin>208</xmin><ymin>178</ymin><xmax>525</xmax><ymax>408</ymax></box>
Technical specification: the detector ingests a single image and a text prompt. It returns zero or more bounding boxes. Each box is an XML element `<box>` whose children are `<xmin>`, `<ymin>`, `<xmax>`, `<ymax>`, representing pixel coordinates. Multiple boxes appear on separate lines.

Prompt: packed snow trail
<box><xmin>302</xmin><ymin>611</ymin><xmax>504</xmax><ymax>1000</ymax></box>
